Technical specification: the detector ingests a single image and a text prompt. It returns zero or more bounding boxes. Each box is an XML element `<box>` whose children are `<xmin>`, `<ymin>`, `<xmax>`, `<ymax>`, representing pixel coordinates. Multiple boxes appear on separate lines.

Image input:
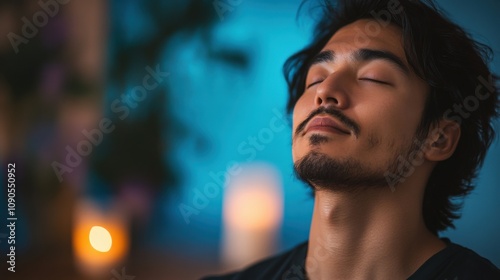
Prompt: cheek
<box><xmin>356</xmin><ymin>98</ymin><xmax>423</xmax><ymax>151</ymax></box>
<box><xmin>291</xmin><ymin>99</ymin><xmax>309</xmax><ymax>161</ymax></box>
<box><xmin>385</xmin><ymin>101</ymin><xmax>423</xmax><ymax>137</ymax></box>
<box><xmin>292</xmin><ymin>97</ymin><xmax>307</xmax><ymax>132</ymax></box>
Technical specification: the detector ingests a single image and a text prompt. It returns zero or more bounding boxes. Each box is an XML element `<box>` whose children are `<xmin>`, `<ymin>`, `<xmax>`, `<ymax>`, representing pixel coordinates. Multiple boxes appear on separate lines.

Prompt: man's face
<box><xmin>292</xmin><ymin>19</ymin><xmax>429</xmax><ymax>191</ymax></box>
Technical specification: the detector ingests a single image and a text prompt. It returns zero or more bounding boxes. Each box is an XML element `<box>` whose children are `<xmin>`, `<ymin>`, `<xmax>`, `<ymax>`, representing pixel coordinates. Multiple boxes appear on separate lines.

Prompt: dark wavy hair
<box><xmin>283</xmin><ymin>0</ymin><xmax>499</xmax><ymax>234</ymax></box>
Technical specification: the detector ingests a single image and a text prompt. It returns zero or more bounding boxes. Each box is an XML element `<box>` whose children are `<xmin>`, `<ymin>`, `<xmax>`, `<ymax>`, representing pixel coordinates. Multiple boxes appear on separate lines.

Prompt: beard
<box><xmin>293</xmin><ymin>133</ymin><xmax>422</xmax><ymax>193</ymax></box>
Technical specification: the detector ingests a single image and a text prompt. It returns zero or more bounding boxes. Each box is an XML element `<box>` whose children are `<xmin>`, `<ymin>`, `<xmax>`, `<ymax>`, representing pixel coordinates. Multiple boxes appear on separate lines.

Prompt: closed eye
<box><xmin>306</xmin><ymin>80</ymin><xmax>323</xmax><ymax>89</ymax></box>
<box><xmin>359</xmin><ymin>78</ymin><xmax>392</xmax><ymax>85</ymax></box>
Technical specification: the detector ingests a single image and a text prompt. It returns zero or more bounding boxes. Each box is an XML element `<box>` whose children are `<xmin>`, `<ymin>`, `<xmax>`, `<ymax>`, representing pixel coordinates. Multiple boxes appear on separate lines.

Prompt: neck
<box><xmin>306</xmin><ymin>181</ymin><xmax>446</xmax><ymax>280</ymax></box>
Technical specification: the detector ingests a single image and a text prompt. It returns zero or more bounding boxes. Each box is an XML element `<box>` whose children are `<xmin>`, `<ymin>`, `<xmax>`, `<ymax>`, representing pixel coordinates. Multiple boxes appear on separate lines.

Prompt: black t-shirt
<box><xmin>202</xmin><ymin>239</ymin><xmax>500</xmax><ymax>279</ymax></box>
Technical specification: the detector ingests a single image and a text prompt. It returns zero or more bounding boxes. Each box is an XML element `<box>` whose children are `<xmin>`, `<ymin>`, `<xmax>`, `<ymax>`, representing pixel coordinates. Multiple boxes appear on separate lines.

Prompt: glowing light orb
<box><xmin>89</xmin><ymin>226</ymin><xmax>112</xmax><ymax>252</ymax></box>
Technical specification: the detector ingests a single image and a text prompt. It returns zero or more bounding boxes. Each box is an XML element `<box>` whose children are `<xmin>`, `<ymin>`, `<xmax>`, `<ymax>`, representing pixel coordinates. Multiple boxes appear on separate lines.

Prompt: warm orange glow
<box><xmin>73</xmin><ymin>200</ymin><xmax>129</xmax><ymax>277</ymax></box>
<box><xmin>223</xmin><ymin>163</ymin><xmax>283</xmax><ymax>231</ymax></box>
<box><xmin>224</xmin><ymin>186</ymin><xmax>282</xmax><ymax>231</ymax></box>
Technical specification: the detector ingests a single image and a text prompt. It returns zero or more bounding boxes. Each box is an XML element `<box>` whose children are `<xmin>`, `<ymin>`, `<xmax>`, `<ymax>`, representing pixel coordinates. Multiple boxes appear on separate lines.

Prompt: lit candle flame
<box><xmin>89</xmin><ymin>226</ymin><xmax>113</xmax><ymax>252</ymax></box>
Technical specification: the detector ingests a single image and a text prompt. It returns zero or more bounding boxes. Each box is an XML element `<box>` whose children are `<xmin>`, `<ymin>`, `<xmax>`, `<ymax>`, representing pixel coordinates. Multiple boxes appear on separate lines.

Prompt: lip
<box><xmin>304</xmin><ymin>116</ymin><xmax>351</xmax><ymax>135</ymax></box>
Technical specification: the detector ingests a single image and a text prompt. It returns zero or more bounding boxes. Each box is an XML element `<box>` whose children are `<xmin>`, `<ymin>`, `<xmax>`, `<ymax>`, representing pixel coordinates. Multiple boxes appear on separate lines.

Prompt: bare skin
<box><xmin>292</xmin><ymin>19</ymin><xmax>460</xmax><ymax>280</ymax></box>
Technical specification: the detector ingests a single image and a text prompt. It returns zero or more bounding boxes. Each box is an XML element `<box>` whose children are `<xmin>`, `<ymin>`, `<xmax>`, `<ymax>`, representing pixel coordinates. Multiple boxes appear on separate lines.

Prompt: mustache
<box><xmin>294</xmin><ymin>107</ymin><xmax>360</xmax><ymax>138</ymax></box>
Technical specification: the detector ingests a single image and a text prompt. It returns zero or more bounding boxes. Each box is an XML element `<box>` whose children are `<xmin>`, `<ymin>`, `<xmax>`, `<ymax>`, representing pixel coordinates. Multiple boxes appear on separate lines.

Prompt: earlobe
<box><xmin>424</xmin><ymin>120</ymin><xmax>461</xmax><ymax>162</ymax></box>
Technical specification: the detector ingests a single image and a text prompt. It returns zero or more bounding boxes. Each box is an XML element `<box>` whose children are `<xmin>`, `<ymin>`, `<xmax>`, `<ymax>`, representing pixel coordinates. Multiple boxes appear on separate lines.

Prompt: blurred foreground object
<box><xmin>222</xmin><ymin>163</ymin><xmax>283</xmax><ymax>270</ymax></box>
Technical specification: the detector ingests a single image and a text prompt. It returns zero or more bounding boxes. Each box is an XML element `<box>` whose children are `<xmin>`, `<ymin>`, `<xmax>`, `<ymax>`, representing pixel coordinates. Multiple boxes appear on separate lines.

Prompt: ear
<box><xmin>424</xmin><ymin>119</ymin><xmax>461</xmax><ymax>162</ymax></box>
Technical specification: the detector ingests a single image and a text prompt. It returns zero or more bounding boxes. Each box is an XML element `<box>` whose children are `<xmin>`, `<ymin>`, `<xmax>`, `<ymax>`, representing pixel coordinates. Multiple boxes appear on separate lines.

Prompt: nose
<box><xmin>314</xmin><ymin>70</ymin><xmax>351</xmax><ymax>109</ymax></box>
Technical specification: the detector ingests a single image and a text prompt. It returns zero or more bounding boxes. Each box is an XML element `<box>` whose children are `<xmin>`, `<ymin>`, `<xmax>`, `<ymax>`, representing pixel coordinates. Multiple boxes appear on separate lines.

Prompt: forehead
<box><xmin>322</xmin><ymin>19</ymin><xmax>406</xmax><ymax>61</ymax></box>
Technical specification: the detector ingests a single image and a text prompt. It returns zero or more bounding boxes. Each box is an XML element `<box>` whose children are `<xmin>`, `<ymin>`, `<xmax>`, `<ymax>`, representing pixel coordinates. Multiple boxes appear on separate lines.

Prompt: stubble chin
<box><xmin>293</xmin><ymin>150</ymin><xmax>390</xmax><ymax>193</ymax></box>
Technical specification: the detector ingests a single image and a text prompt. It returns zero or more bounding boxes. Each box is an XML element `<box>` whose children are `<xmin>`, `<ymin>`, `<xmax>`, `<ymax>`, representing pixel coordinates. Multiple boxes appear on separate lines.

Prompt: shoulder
<box><xmin>201</xmin><ymin>241</ymin><xmax>308</xmax><ymax>280</ymax></box>
<box><xmin>447</xmin><ymin>243</ymin><xmax>500</xmax><ymax>279</ymax></box>
<box><xmin>410</xmin><ymin>240</ymin><xmax>500</xmax><ymax>280</ymax></box>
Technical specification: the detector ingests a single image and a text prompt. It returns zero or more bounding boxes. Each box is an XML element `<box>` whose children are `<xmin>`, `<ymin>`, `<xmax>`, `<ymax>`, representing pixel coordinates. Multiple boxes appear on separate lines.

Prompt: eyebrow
<box><xmin>309</xmin><ymin>50</ymin><xmax>335</xmax><ymax>66</ymax></box>
<box><xmin>309</xmin><ymin>48</ymin><xmax>410</xmax><ymax>76</ymax></box>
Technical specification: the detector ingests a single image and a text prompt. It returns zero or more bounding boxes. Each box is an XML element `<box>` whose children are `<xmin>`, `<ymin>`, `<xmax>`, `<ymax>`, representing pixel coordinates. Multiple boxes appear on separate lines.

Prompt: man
<box><xmin>204</xmin><ymin>0</ymin><xmax>500</xmax><ymax>279</ymax></box>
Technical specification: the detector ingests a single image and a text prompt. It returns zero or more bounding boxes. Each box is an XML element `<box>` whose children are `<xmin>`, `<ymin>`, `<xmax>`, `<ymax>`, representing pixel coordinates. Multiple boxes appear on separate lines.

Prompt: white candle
<box><xmin>222</xmin><ymin>163</ymin><xmax>283</xmax><ymax>270</ymax></box>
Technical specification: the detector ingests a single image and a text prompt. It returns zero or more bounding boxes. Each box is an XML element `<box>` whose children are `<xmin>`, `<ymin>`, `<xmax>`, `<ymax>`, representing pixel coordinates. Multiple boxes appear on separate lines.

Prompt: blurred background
<box><xmin>0</xmin><ymin>0</ymin><xmax>498</xmax><ymax>279</ymax></box>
